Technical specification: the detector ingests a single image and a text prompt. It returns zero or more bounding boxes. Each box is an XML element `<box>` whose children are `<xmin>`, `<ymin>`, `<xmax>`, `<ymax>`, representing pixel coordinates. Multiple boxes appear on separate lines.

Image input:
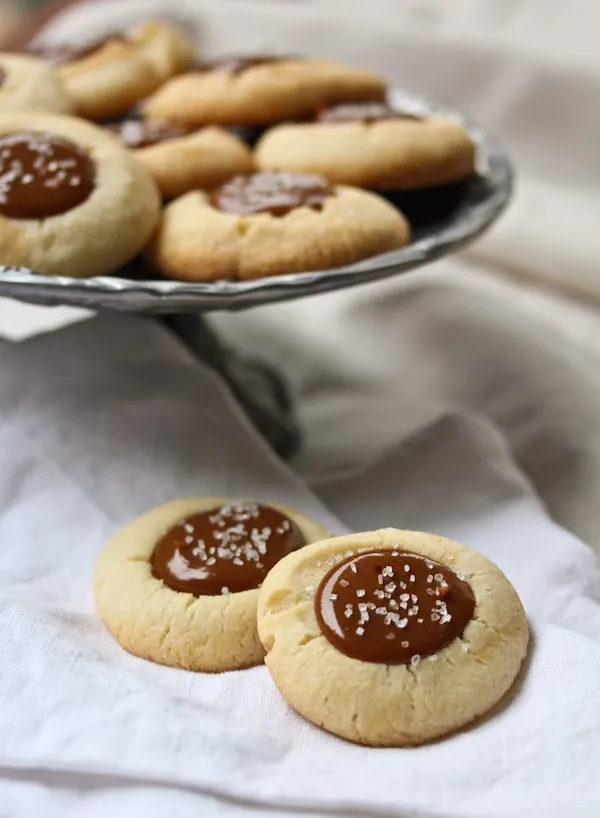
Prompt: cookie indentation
<box><xmin>209</xmin><ymin>171</ymin><xmax>333</xmax><ymax>217</ymax></box>
<box><xmin>151</xmin><ymin>501</ymin><xmax>305</xmax><ymax>595</ymax></box>
<box><xmin>315</xmin><ymin>550</ymin><xmax>475</xmax><ymax>663</ymax></box>
<box><xmin>0</xmin><ymin>131</ymin><xmax>95</xmax><ymax>219</ymax></box>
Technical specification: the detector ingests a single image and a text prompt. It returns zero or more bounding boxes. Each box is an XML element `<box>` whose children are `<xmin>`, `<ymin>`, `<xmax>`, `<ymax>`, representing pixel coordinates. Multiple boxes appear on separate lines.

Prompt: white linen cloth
<box><xmin>1</xmin><ymin>314</ymin><xmax>600</xmax><ymax>818</ymax></box>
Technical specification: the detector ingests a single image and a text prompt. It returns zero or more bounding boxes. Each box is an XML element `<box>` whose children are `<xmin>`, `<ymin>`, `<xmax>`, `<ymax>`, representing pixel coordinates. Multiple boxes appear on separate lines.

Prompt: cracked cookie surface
<box><xmin>146</xmin><ymin>171</ymin><xmax>410</xmax><ymax>281</ymax></box>
<box><xmin>94</xmin><ymin>497</ymin><xmax>329</xmax><ymax>672</ymax></box>
<box><xmin>257</xmin><ymin>529</ymin><xmax>528</xmax><ymax>745</ymax></box>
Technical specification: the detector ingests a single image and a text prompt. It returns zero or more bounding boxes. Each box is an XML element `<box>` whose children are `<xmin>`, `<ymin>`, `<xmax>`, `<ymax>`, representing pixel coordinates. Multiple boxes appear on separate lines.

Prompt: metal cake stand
<box><xmin>0</xmin><ymin>90</ymin><xmax>513</xmax><ymax>457</ymax></box>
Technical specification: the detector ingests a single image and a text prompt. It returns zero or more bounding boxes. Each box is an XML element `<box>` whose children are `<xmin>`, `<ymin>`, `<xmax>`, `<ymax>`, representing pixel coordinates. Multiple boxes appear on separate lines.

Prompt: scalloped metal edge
<box><xmin>0</xmin><ymin>89</ymin><xmax>513</xmax><ymax>314</ymax></box>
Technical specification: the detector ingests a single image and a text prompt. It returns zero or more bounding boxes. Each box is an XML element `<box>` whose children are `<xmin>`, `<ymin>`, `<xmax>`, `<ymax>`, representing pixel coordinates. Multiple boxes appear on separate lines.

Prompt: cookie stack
<box><xmin>0</xmin><ymin>20</ymin><xmax>475</xmax><ymax>281</ymax></box>
<box><xmin>94</xmin><ymin>497</ymin><xmax>528</xmax><ymax>747</ymax></box>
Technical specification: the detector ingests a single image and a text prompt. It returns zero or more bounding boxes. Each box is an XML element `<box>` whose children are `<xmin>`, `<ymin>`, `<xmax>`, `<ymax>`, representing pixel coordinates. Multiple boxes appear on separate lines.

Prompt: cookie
<box><xmin>0</xmin><ymin>53</ymin><xmax>74</xmax><ymax>114</ymax></box>
<box><xmin>94</xmin><ymin>498</ymin><xmax>330</xmax><ymax>672</ymax></box>
<box><xmin>30</xmin><ymin>20</ymin><xmax>195</xmax><ymax>121</ymax></box>
<box><xmin>142</xmin><ymin>55</ymin><xmax>386</xmax><ymax>127</ymax></box>
<box><xmin>146</xmin><ymin>171</ymin><xmax>410</xmax><ymax>281</ymax></box>
<box><xmin>257</xmin><ymin>529</ymin><xmax>528</xmax><ymax>746</ymax></box>
<box><xmin>105</xmin><ymin>117</ymin><xmax>254</xmax><ymax>199</ymax></box>
<box><xmin>255</xmin><ymin>102</ymin><xmax>476</xmax><ymax>190</ymax></box>
<box><xmin>0</xmin><ymin>113</ymin><xmax>160</xmax><ymax>277</ymax></box>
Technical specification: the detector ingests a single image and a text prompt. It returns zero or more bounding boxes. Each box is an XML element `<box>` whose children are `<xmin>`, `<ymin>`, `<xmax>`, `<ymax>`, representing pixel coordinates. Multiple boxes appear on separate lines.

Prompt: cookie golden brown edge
<box><xmin>146</xmin><ymin>171</ymin><xmax>410</xmax><ymax>281</ymax></box>
<box><xmin>0</xmin><ymin>113</ymin><xmax>160</xmax><ymax>277</ymax></box>
<box><xmin>105</xmin><ymin>118</ymin><xmax>255</xmax><ymax>199</ymax></box>
<box><xmin>142</xmin><ymin>55</ymin><xmax>386</xmax><ymax>127</ymax></box>
<box><xmin>255</xmin><ymin>102</ymin><xmax>476</xmax><ymax>190</ymax></box>
<box><xmin>94</xmin><ymin>498</ymin><xmax>330</xmax><ymax>673</ymax></box>
<box><xmin>257</xmin><ymin>529</ymin><xmax>528</xmax><ymax>746</ymax></box>
<box><xmin>34</xmin><ymin>20</ymin><xmax>195</xmax><ymax>121</ymax></box>
<box><xmin>0</xmin><ymin>53</ymin><xmax>75</xmax><ymax>115</ymax></box>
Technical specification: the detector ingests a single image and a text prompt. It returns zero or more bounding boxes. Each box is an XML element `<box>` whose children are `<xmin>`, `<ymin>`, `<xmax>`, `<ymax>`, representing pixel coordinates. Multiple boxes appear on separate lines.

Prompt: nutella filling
<box><xmin>105</xmin><ymin>118</ymin><xmax>192</xmax><ymax>149</ymax></box>
<box><xmin>315</xmin><ymin>549</ymin><xmax>476</xmax><ymax>664</ymax></box>
<box><xmin>210</xmin><ymin>171</ymin><xmax>333</xmax><ymax>217</ymax></box>
<box><xmin>151</xmin><ymin>502</ymin><xmax>304</xmax><ymax>596</ymax></box>
<box><xmin>0</xmin><ymin>131</ymin><xmax>95</xmax><ymax>219</ymax></box>
<box><xmin>0</xmin><ymin>66</ymin><xmax>6</xmax><ymax>90</ymax></box>
<box><xmin>317</xmin><ymin>102</ymin><xmax>421</xmax><ymax>124</ymax></box>
<box><xmin>195</xmin><ymin>55</ymin><xmax>287</xmax><ymax>75</ymax></box>
<box><xmin>28</xmin><ymin>35</ymin><xmax>125</xmax><ymax>66</ymax></box>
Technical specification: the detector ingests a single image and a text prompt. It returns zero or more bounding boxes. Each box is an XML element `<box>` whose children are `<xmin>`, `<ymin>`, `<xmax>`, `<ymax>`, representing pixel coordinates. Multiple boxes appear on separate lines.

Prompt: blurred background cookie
<box><xmin>142</xmin><ymin>55</ymin><xmax>386</xmax><ymax>128</ymax></box>
<box><xmin>29</xmin><ymin>19</ymin><xmax>195</xmax><ymax>121</ymax></box>
<box><xmin>147</xmin><ymin>170</ymin><xmax>410</xmax><ymax>281</ymax></box>
<box><xmin>257</xmin><ymin>529</ymin><xmax>528</xmax><ymax>746</ymax></box>
<box><xmin>255</xmin><ymin>102</ymin><xmax>476</xmax><ymax>190</ymax></box>
<box><xmin>94</xmin><ymin>497</ymin><xmax>330</xmax><ymax>672</ymax></box>
<box><xmin>105</xmin><ymin>117</ymin><xmax>254</xmax><ymax>199</ymax></box>
<box><xmin>0</xmin><ymin>112</ymin><xmax>160</xmax><ymax>277</ymax></box>
<box><xmin>0</xmin><ymin>52</ymin><xmax>74</xmax><ymax>114</ymax></box>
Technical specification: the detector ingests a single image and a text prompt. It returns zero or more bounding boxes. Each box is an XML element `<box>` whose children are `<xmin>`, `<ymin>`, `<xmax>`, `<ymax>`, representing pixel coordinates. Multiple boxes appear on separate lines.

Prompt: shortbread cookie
<box><xmin>0</xmin><ymin>53</ymin><xmax>74</xmax><ymax>114</ymax></box>
<box><xmin>30</xmin><ymin>20</ymin><xmax>195</xmax><ymax>121</ymax></box>
<box><xmin>257</xmin><ymin>529</ymin><xmax>528</xmax><ymax>746</ymax></box>
<box><xmin>0</xmin><ymin>113</ymin><xmax>160</xmax><ymax>277</ymax></box>
<box><xmin>105</xmin><ymin>117</ymin><xmax>254</xmax><ymax>199</ymax></box>
<box><xmin>256</xmin><ymin>102</ymin><xmax>476</xmax><ymax>190</ymax></box>
<box><xmin>94</xmin><ymin>498</ymin><xmax>330</xmax><ymax>672</ymax></box>
<box><xmin>147</xmin><ymin>171</ymin><xmax>410</xmax><ymax>281</ymax></box>
<box><xmin>142</xmin><ymin>55</ymin><xmax>386</xmax><ymax>127</ymax></box>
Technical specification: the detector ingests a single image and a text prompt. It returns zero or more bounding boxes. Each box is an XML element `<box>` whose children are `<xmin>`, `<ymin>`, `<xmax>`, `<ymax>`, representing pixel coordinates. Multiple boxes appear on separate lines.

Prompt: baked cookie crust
<box><xmin>108</xmin><ymin>122</ymin><xmax>254</xmax><ymax>199</ymax></box>
<box><xmin>257</xmin><ymin>529</ymin><xmax>528</xmax><ymax>745</ymax></box>
<box><xmin>256</xmin><ymin>116</ymin><xmax>476</xmax><ymax>190</ymax></box>
<box><xmin>94</xmin><ymin>497</ymin><xmax>330</xmax><ymax>673</ymax></box>
<box><xmin>147</xmin><ymin>176</ymin><xmax>410</xmax><ymax>281</ymax></box>
<box><xmin>0</xmin><ymin>53</ymin><xmax>74</xmax><ymax>114</ymax></box>
<box><xmin>142</xmin><ymin>57</ymin><xmax>386</xmax><ymax>126</ymax></box>
<box><xmin>52</xmin><ymin>20</ymin><xmax>195</xmax><ymax>121</ymax></box>
<box><xmin>0</xmin><ymin>113</ymin><xmax>160</xmax><ymax>277</ymax></box>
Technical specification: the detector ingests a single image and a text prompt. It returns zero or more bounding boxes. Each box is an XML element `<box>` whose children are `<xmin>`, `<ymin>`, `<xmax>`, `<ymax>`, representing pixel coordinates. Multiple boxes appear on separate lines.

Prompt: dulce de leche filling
<box><xmin>315</xmin><ymin>550</ymin><xmax>475</xmax><ymax>665</ymax></box>
<box><xmin>151</xmin><ymin>502</ymin><xmax>304</xmax><ymax>596</ymax></box>
<box><xmin>210</xmin><ymin>171</ymin><xmax>333</xmax><ymax>217</ymax></box>
<box><xmin>317</xmin><ymin>102</ymin><xmax>421</xmax><ymax>124</ymax></box>
<box><xmin>195</xmin><ymin>55</ymin><xmax>287</xmax><ymax>75</ymax></box>
<box><xmin>0</xmin><ymin>131</ymin><xmax>95</xmax><ymax>219</ymax></box>
<box><xmin>28</xmin><ymin>35</ymin><xmax>125</xmax><ymax>66</ymax></box>
<box><xmin>105</xmin><ymin>118</ymin><xmax>193</xmax><ymax>149</ymax></box>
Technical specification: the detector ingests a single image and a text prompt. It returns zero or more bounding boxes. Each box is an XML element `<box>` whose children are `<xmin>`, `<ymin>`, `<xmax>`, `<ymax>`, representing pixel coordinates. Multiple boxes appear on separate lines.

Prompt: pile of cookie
<box><xmin>0</xmin><ymin>20</ymin><xmax>476</xmax><ymax>282</ymax></box>
<box><xmin>94</xmin><ymin>496</ymin><xmax>528</xmax><ymax>746</ymax></box>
